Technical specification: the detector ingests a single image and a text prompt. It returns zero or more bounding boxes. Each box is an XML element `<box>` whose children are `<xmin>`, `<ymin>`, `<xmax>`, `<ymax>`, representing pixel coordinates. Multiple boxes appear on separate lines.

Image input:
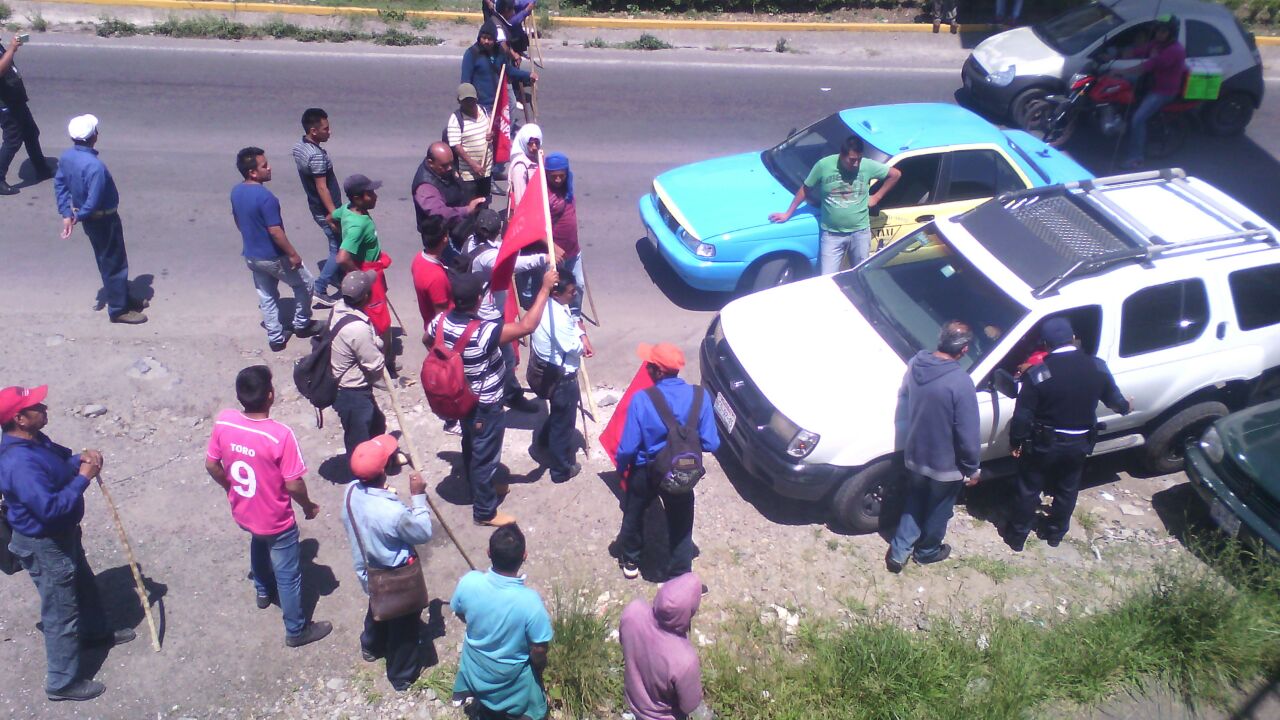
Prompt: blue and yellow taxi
<box><xmin>639</xmin><ymin>103</ymin><xmax>1094</xmax><ymax>293</ymax></box>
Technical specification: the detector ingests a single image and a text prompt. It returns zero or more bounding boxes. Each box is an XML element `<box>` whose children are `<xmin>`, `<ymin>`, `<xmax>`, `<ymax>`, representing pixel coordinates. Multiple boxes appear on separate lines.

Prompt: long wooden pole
<box><xmin>96</xmin><ymin>478</ymin><xmax>161</xmax><ymax>652</ymax></box>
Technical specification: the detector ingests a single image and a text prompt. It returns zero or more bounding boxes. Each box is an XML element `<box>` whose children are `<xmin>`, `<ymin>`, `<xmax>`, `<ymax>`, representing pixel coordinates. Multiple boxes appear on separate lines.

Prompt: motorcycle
<box><xmin>1023</xmin><ymin>59</ymin><xmax>1201</xmax><ymax>159</ymax></box>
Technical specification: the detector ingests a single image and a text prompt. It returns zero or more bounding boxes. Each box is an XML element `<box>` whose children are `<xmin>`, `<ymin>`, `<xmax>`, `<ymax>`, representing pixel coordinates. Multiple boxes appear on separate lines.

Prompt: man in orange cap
<box><xmin>0</xmin><ymin>385</ymin><xmax>134</xmax><ymax>702</ymax></box>
<box><xmin>340</xmin><ymin>435</ymin><xmax>433</xmax><ymax>691</ymax></box>
<box><xmin>614</xmin><ymin>344</ymin><xmax>719</xmax><ymax>583</ymax></box>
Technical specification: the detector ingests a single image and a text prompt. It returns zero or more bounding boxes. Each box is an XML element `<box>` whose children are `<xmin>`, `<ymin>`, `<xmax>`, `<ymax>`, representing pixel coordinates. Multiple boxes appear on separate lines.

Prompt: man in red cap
<box><xmin>340</xmin><ymin>435</ymin><xmax>433</xmax><ymax>691</ymax></box>
<box><xmin>614</xmin><ymin>344</ymin><xmax>719</xmax><ymax>583</ymax></box>
<box><xmin>0</xmin><ymin>385</ymin><xmax>135</xmax><ymax>702</ymax></box>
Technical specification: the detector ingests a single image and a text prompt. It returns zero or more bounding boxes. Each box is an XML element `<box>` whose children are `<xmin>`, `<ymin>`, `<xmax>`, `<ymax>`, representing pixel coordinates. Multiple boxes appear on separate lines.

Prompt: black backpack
<box><xmin>293</xmin><ymin>314</ymin><xmax>361</xmax><ymax>427</ymax></box>
<box><xmin>645</xmin><ymin>386</ymin><xmax>707</xmax><ymax>494</ymax></box>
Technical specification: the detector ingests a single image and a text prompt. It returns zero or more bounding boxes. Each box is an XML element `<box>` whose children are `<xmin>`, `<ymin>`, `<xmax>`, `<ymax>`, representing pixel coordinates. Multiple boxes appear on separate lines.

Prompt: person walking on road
<box><xmin>0</xmin><ymin>35</ymin><xmax>51</xmax><ymax>195</ymax></box>
<box><xmin>451</xmin><ymin>524</ymin><xmax>553</xmax><ymax>720</ymax></box>
<box><xmin>447</xmin><ymin>83</ymin><xmax>493</xmax><ymax>203</ymax></box>
<box><xmin>413</xmin><ymin>142</ymin><xmax>486</xmax><ymax>248</ymax></box>
<box><xmin>232</xmin><ymin>146</ymin><xmax>322</xmax><ymax>351</ymax></box>
<box><xmin>508</xmin><ymin>123</ymin><xmax>541</xmax><ymax>209</ymax></box>
<box><xmin>426</xmin><ymin>269</ymin><xmax>557</xmax><ymax>527</ymax></box>
<box><xmin>332</xmin><ymin>173</ymin><xmax>392</xmax><ymax>340</ymax></box>
<box><xmin>769</xmin><ymin>135</ymin><xmax>901</xmax><ymax>275</ymax></box>
<box><xmin>886</xmin><ymin>321</ymin><xmax>981</xmax><ymax>573</ymax></box>
<box><xmin>614</xmin><ymin>343</ymin><xmax>719</xmax><ymax>582</ymax></box>
<box><xmin>341</xmin><ymin>434</ymin><xmax>433</xmax><ymax>691</ymax></box>
<box><xmin>619</xmin><ymin>572</ymin><xmax>715</xmax><ymax>720</ymax></box>
<box><xmin>329</xmin><ymin>270</ymin><xmax>389</xmax><ymax>462</ymax></box>
<box><xmin>1003</xmin><ymin>317</ymin><xmax>1132</xmax><ymax>551</ymax></box>
<box><xmin>531</xmin><ymin>267</ymin><xmax>593</xmax><ymax>484</ymax></box>
<box><xmin>411</xmin><ymin>216</ymin><xmax>453</xmax><ymax>339</ymax></box>
<box><xmin>54</xmin><ymin>115</ymin><xmax>148</xmax><ymax>324</ymax></box>
<box><xmin>460</xmin><ymin>20</ymin><xmax>535</xmax><ymax>113</ymax></box>
<box><xmin>292</xmin><ymin>107</ymin><xmax>344</xmax><ymax>305</ymax></box>
<box><xmin>0</xmin><ymin>385</ymin><xmax>136</xmax><ymax>702</ymax></box>
<box><xmin>204</xmin><ymin>366</ymin><xmax>332</xmax><ymax>648</ymax></box>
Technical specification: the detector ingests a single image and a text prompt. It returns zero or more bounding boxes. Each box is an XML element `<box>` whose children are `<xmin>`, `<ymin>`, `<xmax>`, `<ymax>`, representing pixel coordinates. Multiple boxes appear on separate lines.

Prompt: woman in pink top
<box><xmin>619</xmin><ymin>573</ymin><xmax>714</xmax><ymax>720</ymax></box>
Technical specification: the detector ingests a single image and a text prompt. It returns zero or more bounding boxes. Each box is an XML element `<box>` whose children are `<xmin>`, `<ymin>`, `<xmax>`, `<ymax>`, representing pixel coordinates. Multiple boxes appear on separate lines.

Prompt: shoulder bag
<box><xmin>345</xmin><ymin>485</ymin><xmax>429</xmax><ymax>621</ymax></box>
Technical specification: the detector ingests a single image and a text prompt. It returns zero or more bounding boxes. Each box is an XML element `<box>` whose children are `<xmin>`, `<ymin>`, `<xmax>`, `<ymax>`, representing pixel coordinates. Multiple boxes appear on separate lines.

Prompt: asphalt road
<box><xmin>4</xmin><ymin>34</ymin><xmax>1274</xmax><ymax>387</ymax></box>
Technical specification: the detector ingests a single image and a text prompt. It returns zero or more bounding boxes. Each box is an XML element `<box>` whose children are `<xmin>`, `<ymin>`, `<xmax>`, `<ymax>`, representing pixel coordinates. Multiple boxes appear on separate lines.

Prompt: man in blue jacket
<box><xmin>0</xmin><ymin>385</ymin><xmax>135</xmax><ymax>702</ymax></box>
<box><xmin>460</xmin><ymin>20</ymin><xmax>535</xmax><ymax>111</ymax></box>
<box><xmin>886</xmin><ymin>321</ymin><xmax>982</xmax><ymax>573</ymax></box>
<box><xmin>614</xmin><ymin>343</ymin><xmax>719</xmax><ymax>583</ymax></box>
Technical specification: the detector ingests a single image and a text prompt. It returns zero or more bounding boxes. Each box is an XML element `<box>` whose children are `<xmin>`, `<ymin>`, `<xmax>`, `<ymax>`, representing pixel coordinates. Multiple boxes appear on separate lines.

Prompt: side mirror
<box><xmin>992</xmin><ymin>368</ymin><xmax>1019</xmax><ymax>399</ymax></box>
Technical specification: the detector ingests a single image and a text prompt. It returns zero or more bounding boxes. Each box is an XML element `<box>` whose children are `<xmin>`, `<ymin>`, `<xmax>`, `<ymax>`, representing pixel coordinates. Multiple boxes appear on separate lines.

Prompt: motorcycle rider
<box><xmin>1118</xmin><ymin>15</ymin><xmax>1186</xmax><ymax>170</ymax></box>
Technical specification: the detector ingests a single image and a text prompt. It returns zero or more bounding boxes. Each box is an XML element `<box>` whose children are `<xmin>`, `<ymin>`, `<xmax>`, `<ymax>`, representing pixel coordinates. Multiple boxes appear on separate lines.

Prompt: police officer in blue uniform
<box><xmin>1002</xmin><ymin>317</ymin><xmax>1131</xmax><ymax>551</ymax></box>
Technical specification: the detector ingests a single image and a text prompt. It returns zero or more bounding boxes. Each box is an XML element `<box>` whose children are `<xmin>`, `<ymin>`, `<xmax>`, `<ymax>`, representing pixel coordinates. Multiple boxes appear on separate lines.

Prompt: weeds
<box><xmin>583</xmin><ymin>36</ymin><xmax>608</xmax><ymax>48</ymax></box>
<box><xmin>617</xmin><ymin>32</ymin><xmax>673</xmax><ymax>50</ymax></box>
<box><xmin>95</xmin><ymin>16</ymin><xmax>139</xmax><ymax>37</ymax></box>
<box><xmin>0</xmin><ymin>2</ymin><xmax>9</xmax><ymax>23</ymax></box>
<box><xmin>152</xmin><ymin>15</ymin><xmax>252</xmax><ymax>39</ymax></box>
<box><xmin>958</xmin><ymin>556</ymin><xmax>1024</xmax><ymax>584</ymax></box>
<box><xmin>774</xmin><ymin>36</ymin><xmax>788</xmax><ymax>52</ymax></box>
<box><xmin>378</xmin><ymin>8</ymin><xmax>406</xmax><ymax>23</ymax></box>
<box><xmin>27</xmin><ymin>12</ymin><xmax>48</xmax><ymax>32</ymax></box>
<box><xmin>544</xmin><ymin>591</ymin><xmax>622</xmax><ymax>718</ymax></box>
<box><xmin>409</xmin><ymin>16</ymin><xmax>431</xmax><ymax>30</ymax></box>
<box><xmin>1076</xmin><ymin>508</ymin><xmax>1102</xmax><ymax>539</ymax></box>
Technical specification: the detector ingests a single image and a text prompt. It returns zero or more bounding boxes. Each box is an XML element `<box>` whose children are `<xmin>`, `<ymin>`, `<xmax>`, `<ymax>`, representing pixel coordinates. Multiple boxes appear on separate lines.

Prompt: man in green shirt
<box><xmin>331</xmin><ymin>174</ymin><xmax>391</xmax><ymax>339</ymax></box>
<box><xmin>770</xmin><ymin>135</ymin><xmax>901</xmax><ymax>275</ymax></box>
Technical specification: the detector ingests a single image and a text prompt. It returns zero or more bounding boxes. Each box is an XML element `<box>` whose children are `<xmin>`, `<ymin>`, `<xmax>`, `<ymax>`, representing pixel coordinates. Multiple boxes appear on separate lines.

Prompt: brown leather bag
<box><xmin>345</xmin><ymin>486</ymin><xmax>429</xmax><ymax>621</ymax></box>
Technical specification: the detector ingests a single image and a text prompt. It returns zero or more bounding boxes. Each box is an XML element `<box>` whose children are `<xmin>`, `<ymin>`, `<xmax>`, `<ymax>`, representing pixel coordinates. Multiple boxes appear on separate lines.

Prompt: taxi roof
<box><xmin>838</xmin><ymin>103</ymin><xmax>1009</xmax><ymax>155</ymax></box>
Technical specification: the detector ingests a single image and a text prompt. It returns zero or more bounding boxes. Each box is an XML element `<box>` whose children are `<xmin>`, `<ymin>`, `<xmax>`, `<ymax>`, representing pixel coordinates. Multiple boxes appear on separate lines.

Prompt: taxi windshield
<box><xmin>836</xmin><ymin>226</ymin><xmax>1027</xmax><ymax>371</ymax></box>
<box><xmin>762</xmin><ymin>113</ymin><xmax>890</xmax><ymax>193</ymax></box>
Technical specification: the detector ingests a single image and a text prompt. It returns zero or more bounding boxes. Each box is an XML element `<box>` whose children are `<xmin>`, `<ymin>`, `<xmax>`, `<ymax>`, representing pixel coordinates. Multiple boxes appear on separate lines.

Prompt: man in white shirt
<box><xmin>446</xmin><ymin>83</ymin><xmax>492</xmax><ymax>202</ymax></box>
<box><xmin>530</xmin><ymin>267</ymin><xmax>593</xmax><ymax>482</ymax></box>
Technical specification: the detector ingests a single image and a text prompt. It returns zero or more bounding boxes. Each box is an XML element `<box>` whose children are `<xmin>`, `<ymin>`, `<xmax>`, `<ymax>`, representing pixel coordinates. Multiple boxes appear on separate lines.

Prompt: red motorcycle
<box><xmin>1024</xmin><ymin>61</ymin><xmax>1200</xmax><ymax>159</ymax></box>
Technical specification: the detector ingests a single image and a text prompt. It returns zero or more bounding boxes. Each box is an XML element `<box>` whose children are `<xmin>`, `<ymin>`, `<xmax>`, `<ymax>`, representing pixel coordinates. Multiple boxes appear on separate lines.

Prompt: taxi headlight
<box><xmin>987</xmin><ymin>65</ymin><xmax>1017</xmax><ymax>87</ymax></box>
<box><xmin>677</xmin><ymin>227</ymin><xmax>716</xmax><ymax>258</ymax></box>
<box><xmin>1199</xmin><ymin>426</ymin><xmax>1225</xmax><ymax>464</ymax></box>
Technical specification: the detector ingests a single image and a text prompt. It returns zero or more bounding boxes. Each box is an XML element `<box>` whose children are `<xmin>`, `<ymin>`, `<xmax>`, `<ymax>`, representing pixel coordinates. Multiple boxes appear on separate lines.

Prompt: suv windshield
<box><xmin>1034</xmin><ymin>2</ymin><xmax>1124</xmax><ymax>56</ymax></box>
<box><xmin>836</xmin><ymin>226</ymin><xmax>1028</xmax><ymax>371</ymax></box>
<box><xmin>762</xmin><ymin>113</ymin><xmax>890</xmax><ymax>193</ymax></box>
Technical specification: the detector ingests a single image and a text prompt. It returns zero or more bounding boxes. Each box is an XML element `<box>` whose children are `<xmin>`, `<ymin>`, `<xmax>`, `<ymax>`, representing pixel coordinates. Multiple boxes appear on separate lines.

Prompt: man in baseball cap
<box><xmin>1</xmin><ymin>385</ymin><xmax>135</xmax><ymax>701</ymax></box>
<box><xmin>447</xmin><ymin>81</ymin><xmax>493</xmax><ymax>202</ymax></box>
<box><xmin>329</xmin><ymin>268</ymin><xmax>389</xmax><ymax>468</ymax></box>
<box><xmin>332</xmin><ymin>173</ymin><xmax>391</xmax><ymax>340</ymax></box>
<box><xmin>613</xmin><ymin>343</ymin><xmax>719</xmax><ymax>582</ymax></box>
<box><xmin>341</xmin><ymin>435</ymin><xmax>433</xmax><ymax>691</ymax></box>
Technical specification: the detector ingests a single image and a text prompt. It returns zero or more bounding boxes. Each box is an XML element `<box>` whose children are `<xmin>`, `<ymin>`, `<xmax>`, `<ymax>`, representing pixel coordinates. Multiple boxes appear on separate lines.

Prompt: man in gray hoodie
<box><xmin>887</xmin><ymin>320</ymin><xmax>981</xmax><ymax>573</ymax></box>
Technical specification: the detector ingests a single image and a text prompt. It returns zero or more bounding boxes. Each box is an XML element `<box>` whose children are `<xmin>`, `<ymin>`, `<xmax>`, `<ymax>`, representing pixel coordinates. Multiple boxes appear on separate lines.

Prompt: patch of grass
<box><xmin>378</xmin><ymin>8</ymin><xmax>407</xmax><ymax>23</ymax></box>
<box><xmin>544</xmin><ymin>591</ymin><xmax>622</xmax><ymax>718</ymax></box>
<box><xmin>958</xmin><ymin>556</ymin><xmax>1024</xmax><ymax>584</ymax></box>
<box><xmin>582</xmin><ymin>34</ymin><xmax>609</xmax><ymax>47</ymax></box>
<box><xmin>617</xmin><ymin>32</ymin><xmax>673</xmax><ymax>50</ymax></box>
<box><xmin>375</xmin><ymin>27</ymin><xmax>417</xmax><ymax>45</ymax></box>
<box><xmin>95</xmin><ymin>16</ymin><xmax>139</xmax><ymax>37</ymax></box>
<box><xmin>409</xmin><ymin>16</ymin><xmax>432</xmax><ymax>30</ymax></box>
<box><xmin>774</xmin><ymin>36</ymin><xmax>789</xmax><ymax>53</ymax></box>
<box><xmin>1076</xmin><ymin>508</ymin><xmax>1102</xmax><ymax>539</ymax></box>
<box><xmin>27</xmin><ymin>12</ymin><xmax>48</xmax><ymax>32</ymax></box>
<box><xmin>293</xmin><ymin>27</ymin><xmax>359</xmax><ymax>43</ymax></box>
<box><xmin>410</xmin><ymin>661</ymin><xmax>457</xmax><ymax>700</ymax></box>
<box><xmin>0</xmin><ymin>3</ymin><xmax>10</xmax><ymax>23</ymax></box>
<box><xmin>825</xmin><ymin>538</ymin><xmax>839</xmax><ymax>551</ymax></box>
<box><xmin>152</xmin><ymin>15</ymin><xmax>252</xmax><ymax>39</ymax></box>
<box><xmin>535</xmin><ymin>2</ymin><xmax>557</xmax><ymax>34</ymax></box>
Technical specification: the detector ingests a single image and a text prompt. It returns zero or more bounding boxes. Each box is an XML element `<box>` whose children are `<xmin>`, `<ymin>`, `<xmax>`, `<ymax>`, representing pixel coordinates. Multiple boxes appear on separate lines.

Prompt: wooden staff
<box><xmin>579</xmin><ymin>255</ymin><xmax>602</xmax><ymax>327</ymax></box>
<box><xmin>95</xmin><ymin>477</ymin><xmax>161</xmax><ymax>652</ymax></box>
<box><xmin>525</xmin><ymin>14</ymin><xmax>544</xmax><ymax>68</ymax></box>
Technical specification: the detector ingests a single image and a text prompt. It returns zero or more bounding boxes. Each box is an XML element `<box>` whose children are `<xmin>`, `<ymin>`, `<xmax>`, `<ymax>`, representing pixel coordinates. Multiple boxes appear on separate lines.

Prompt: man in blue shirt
<box><xmin>53</xmin><ymin>114</ymin><xmax>147</xmax><ymax>324</ymax></box>
<box><xmin>0</xmin><ymin>385</ymin><xmax>135</xmax><ymax>703</ymax></box>
<box><xmin>614</xmin><ymin>343</ymin><xmax>719</xmax><ymax>583</ymax></box>
<box><xmin>451</xmin><ymin>524</ymin><xmax>553</xmax><ymax>719</ymax></box>
<box><xmin>232</xmin><ymin>146</ymin><xmax>322</xmax><ymax>352</ymax></box>
<box><xmin>341</xmin><ymin>435</ymin><xmax>433</xmax><ymax>691</ymax></box>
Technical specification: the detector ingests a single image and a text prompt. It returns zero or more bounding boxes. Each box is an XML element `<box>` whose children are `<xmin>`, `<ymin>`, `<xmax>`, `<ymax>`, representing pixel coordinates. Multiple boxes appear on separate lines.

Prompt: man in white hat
<box><xmin>53</xmin><ymin>114</ymin><xmax>147</xmax><ymax>324</ymax></box>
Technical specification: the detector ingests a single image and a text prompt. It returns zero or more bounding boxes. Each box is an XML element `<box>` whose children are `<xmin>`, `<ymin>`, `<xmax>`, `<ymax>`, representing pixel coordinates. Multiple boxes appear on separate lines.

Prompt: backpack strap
<box><xmin>328</xmin><ymin>313</ymin><xmax>363</xmax><ymax>347</ymax></box>
<box><xmin>644</xmin><ymin>387</ymin><xmax>683</xmax><ymax>437</ymax></box>
<box><xmin>684</xmin><ymin>385</ymin><xmax>704</xmax><ymax>436</ymax></box>
<box><xmin>448</xmin><ymin>319</ymin><xmax>484</xmax><ymax>354</ymax></box>
<box><xmin>344</xmin><ymin>484</ymin><xmax>369</xmax><ymax>564</ymax></box>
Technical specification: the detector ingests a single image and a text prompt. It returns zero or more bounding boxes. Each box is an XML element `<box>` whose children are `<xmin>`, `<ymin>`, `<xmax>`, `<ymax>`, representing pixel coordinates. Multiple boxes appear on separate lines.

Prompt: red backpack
<box><xmin>421</xmin><ymin>319</ymin><xmax>483</xmax><ymax>420</ymax></box>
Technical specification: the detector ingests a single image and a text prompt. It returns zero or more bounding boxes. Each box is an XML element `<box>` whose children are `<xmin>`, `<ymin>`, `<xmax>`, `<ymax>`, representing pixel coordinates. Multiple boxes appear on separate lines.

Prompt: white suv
<box><xmin>701</xmin><ymin>169</ymin><xmax>1280</xmax><ymax>532</ymax></box>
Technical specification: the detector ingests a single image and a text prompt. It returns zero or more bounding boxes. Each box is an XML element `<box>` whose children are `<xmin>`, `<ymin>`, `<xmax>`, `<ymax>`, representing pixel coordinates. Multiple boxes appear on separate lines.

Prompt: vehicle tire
<box><xmin>1144</xmin><ymin>113</ymin><xmax>1190</xmax><ymax>159</ymax></box>
<box><xmin>1010</xmin><ymin>87</ymin><xmax>1049</xmax><ymax>129</ymax></box>
<box><xmin>831</xmin><ymin>460</ymin><xmax>900</xmax><ymax>534</ymax></box>
<box><xmin>749</xmin><ymin>256</ymin><xmax>807</xmax><ymax>293</ymax></box>
<box><xmin>1022</xmin><ymin>98</ymin><xmax>1076</xmax><ymax>148</ymax></box>
<box><xmin>1142</xmin><ymin>401</ymin><xmax>1229</xmax><ymax>476</ymax></box>
<box><xmin>1204</xmin><ymin>92</ymin><xmax>1255</xmax><ymax>137</ymax></box>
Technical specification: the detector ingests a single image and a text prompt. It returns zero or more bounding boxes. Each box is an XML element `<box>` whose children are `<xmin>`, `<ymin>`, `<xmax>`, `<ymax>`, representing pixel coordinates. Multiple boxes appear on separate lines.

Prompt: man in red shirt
<box><xmin>205</xmin><ymin>365</ymin><xmax>331</xmax><ymax>648</ymax></box>
<box><xmin>1120</xmin><ymin>16</ymin><xmax>1186</xmax><ymax>169</ymax></box>
<box><xmin>411</xmin><ymin>215</ymin><xmax>453</xmax><ymax>344</ymax></box>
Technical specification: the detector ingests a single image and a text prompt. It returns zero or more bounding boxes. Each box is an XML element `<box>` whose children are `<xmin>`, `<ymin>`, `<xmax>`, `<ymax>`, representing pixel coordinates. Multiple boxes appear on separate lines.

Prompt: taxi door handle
<box><xmin>915</xmin><ymin>214</ymin><xmax>935</xmax><ymax>222</ymax></box>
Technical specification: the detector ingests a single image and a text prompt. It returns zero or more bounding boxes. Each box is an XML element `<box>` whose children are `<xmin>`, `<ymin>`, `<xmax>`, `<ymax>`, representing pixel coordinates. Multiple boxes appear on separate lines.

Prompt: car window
<box><xmin>763</xmin><ymin>114</ymin><xmax>891</xmax><ymax>193</ymax></box>
<box><xmin>1228</xmin><ymin>264</ymin><xmax>1280</xmax><ymax>331</ymax></box>
<box><xmin>877</xmin><ymin>154</ymin><xmax>941</xmax><ymax>210</ymax></box>
<box><xmin>991</xmin><ymin>306</ymin><xmax>1102</xmax><ymax>378</ymax></box>
<box><xmin>1186</xmin><ymin>19</ymin><xmax>1231</xmax><ymax>57</ymax></box>
<box><xmin>938</xmin><ymin>150</ymin><xmax>1023</xmax><ymax>203</ymax></box>
<box><xmin>1103</xmin><ymin>21</ymin><xmax>1160</xmax><ymax>56</ymax></box>
<box><xmin>1119</xmin><ymin>279</ymin><xmax>1210</xmax><ymax>357</ymax></box>
<box><xmin>1034</xmin><ymin>2</ymin><xmax>1124</xmax><ymax>56</ymax></box>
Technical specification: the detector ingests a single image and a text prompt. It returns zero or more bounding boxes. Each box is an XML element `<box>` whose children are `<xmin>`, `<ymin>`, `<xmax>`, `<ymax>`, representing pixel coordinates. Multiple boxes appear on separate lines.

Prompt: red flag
<box><xmin>491</xmin><ymin>66</ymin><xmax>512</xmax><ymax>164</ymax></box>
<box><xmin>490</xmin><ymin>165</ymin><xmax>548</xmax><ymax>292</ymax></box>
<box><xmin>600</xmin><ymin>362</ymin><xmax>655</xmax><ymax>469</ymax></box>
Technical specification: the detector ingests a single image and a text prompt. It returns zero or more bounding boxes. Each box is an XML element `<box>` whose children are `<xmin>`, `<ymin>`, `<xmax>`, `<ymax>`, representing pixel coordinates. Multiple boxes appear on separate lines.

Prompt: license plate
<box><xmin>713</xmin><ymin>392</ymin><xmax>736</xmax><ymax>435</ymax></box>
<box><xmin>1208</xmin><ymin>497</ymin><xmax>1242</xmax><ymax>538</ymax></box>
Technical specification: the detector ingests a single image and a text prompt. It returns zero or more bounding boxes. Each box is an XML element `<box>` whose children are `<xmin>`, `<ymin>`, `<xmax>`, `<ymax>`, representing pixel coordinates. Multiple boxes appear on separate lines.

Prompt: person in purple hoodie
<box><xmin>619</xmin><ymin>572</ymin><xmax>714</xmax><ymax>720</ymax></box>
<box><xmin>886</xmin><ymin>320</ymin><xmax>982</xmax><ymax>573</ymax></box>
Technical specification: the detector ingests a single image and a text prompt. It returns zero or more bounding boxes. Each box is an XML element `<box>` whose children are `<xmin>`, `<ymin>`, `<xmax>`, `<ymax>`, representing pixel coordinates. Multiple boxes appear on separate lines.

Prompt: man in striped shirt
<box><xmin>426</xmin><ymin>268</ymin><xmax>557</xmax><ymax>526</ymax></box>
<box><xmin>446</xmin><ymin>83</ymin><xmax>493</xmax><ymax>202</ymax></box>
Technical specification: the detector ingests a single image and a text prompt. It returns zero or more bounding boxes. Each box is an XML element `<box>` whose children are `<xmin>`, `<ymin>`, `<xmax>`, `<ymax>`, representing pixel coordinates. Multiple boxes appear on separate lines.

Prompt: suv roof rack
<box><xmin>961</xmin><ymin>169</ymin><xmax>1279</xmax><ymax>298</ymax></box>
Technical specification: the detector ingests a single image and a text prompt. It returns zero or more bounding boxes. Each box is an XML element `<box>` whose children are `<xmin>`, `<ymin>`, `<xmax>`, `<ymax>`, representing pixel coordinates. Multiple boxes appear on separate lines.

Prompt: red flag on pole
<box><xmin>491</xmin><ymin>66</ymin><xmax>512</xmax><ymax>164</ymax></box>
<box><xmin>600</xmin><ymin>362</ymin><xmax>656</xmax><ymax>469</ymax></box>
<box><xmin>490</xmin><ymin>165</ymin><xmax>549</xmax><ymax>292</ymax></box>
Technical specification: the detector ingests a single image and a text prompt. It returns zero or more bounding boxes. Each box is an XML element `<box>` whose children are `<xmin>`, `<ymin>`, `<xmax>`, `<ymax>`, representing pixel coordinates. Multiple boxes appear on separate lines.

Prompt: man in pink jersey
<box><xmin>204</xmin><ymin>365</ymin><xmax>332</xmax><ymax>648</ymax></box>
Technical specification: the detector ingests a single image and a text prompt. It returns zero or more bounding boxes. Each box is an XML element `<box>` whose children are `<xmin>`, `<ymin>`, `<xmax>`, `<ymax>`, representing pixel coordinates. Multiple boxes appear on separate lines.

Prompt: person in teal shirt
<box><xmin>770</xmin><ymin>135</ymin><xmax>901</xmax><ymax>275</ymax></box>
<box><xmin>451</xmin><ymin>524</ymin><xmax>553</xmax><ymax>719</ymax></box>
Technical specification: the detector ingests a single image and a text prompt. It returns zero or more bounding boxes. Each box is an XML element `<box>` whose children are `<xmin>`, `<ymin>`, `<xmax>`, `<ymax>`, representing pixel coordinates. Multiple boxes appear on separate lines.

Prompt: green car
<box><xmin>1185</xmin><ymin>399</ymin><xmax>1280</xmax><ymax>553</ymax></box>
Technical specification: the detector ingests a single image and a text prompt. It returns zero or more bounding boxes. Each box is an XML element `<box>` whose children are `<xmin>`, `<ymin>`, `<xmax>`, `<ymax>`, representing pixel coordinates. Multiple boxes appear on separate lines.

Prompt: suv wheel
<box><xmin>1142</xmin><ymin>401</ymin><xmax>1229</xmax><ymax>476</ymax></box>
<box><xmin>750</xmin><ymin>256</ymin><xmax>807</xmax><ymax>292</ymax></box>
<box><xmin>831</xmin><ymin>460</ymin><xmax>900</xmax><ymax>534</ymax></box>
<box><xmin>1204</xmin><ymin>92</ymin><xmax>1254</xmax><ymax>137</ymax></box>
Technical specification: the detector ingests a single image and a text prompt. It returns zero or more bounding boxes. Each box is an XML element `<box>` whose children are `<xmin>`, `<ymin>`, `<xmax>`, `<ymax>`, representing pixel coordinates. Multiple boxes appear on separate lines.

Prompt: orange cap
<box><xmin>350</xmin><ymin>434</ymin><xmax>399</xmax><ymax>481</ymax></box>
<box><xmin>636</xmin><ymin>343</ymin><xmax>685</xmax><ymax>373</ymax></box>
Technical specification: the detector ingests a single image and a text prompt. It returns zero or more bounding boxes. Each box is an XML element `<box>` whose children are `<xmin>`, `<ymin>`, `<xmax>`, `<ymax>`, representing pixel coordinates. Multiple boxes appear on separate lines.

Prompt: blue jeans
<box><xmin>819</xmin><ymin>228</ymin><xmax>872</xmax><ymax>275</ymax></box>
<box><xmin>462</xmin><ymin>401</ymin><xmax>506</xmax><ymax>521</ymax></box>
<box><xmin>534</xmin><ymin>371</ymin><xmax>580</xmax><ymax>480</ymax></box>
<box><xmin>333</xmin><ymin>387</ymin><xmax>387</xmax><ymax>458</ymax></box>
<box><xmin>9</xmin><ymin>528</ymin><xmax>109</xmax><ymax>692</ymax></box>
<box><xmin>245</xmin><ymin>256</ymin><xmax>315</xmax><ymax>344</ymax></box>
<box><xmin>889</xmin><ymin>471</ymin><xmax>964</xmax><ymax>565</ymax></box>
<box><xmin>248</xmin><ymin>524</ymin><xmax>306</xmax><ymax>638</ymax></box>
<box><xmin>1126</xmin><ymin>92</ymin><xmax>1175</xmax><ymax>163</ymax></box>
<box><xmin>312</xmin><ymin>215</ymin><xmax>343</xmax><ymax>295</ymax></box>
<box><xmin>83</xmin><ymin>214</ymin><xmax>131</xmax><ymax>318</ymax></box>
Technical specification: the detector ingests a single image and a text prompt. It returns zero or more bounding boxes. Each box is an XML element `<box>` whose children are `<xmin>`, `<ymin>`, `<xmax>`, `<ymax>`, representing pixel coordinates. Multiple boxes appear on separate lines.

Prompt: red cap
<box><xmin>0</xmin><ymin>385</ymin><xmax>48</xmax><ymax>425</ymax></box>
<box><xmin>350</xmin><ymin>434</ymin><xmax>399</xmax><ymax>481</ymax></box>
<box><xmin>636</xmin><ymin>343</ymin><xmax>685</xmax><ymax>373</ymax></box>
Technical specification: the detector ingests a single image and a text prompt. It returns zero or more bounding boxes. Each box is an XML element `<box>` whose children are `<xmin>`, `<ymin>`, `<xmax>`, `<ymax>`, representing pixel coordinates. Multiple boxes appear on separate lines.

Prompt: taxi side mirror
<box><xmin>992</xmin><ymin>369</ymin><xmax>1019</xmax><ymax>399</ymax></box>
